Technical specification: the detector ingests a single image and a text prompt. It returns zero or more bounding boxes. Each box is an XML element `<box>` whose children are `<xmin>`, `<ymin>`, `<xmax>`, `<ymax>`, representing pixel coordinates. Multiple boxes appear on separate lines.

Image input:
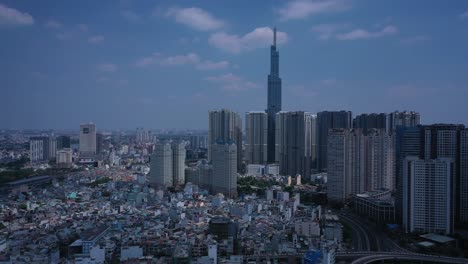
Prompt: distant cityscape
<box><xmin>1</xmin><ymin>21</ymin><xmax>468</xmax><ymax>264</ymax></box>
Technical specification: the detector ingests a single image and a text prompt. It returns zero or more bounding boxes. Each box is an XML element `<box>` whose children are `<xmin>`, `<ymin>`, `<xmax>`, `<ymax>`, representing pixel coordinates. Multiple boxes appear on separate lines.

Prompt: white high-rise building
<box><xmin>30</xmin><ymin>136</ymin><xmax>48</xmax><ymax>162</ymax></box>
<box><xmin>402</xmin><ymin>157</ymin><xmax>454</xmax><ymax>234</ymax></box>
<box><xmin>212</xmin><ymin>141</ymin><xmax>237</xmax><ymax>198</ymax></box>
<box><xmin>172</xmin><ymin>142</ymin><xmax>186</xmax><ymax>186</ymax></box>
<box><xmin>208</xmin><ymin>109</ymin><xmax>242</xmax><ymax>171</ymax></box>
<box><xmin>79</xmin><ymin>123</ymin><xmax>96</xmax><ymax>158</ymax></box>
<box><xmin>245</xmin><ymin>111</ymin><xmax>268</xmax><ymax>165</ymax></box>
<box><xmin>150</xmin><ymin>142</ymin><xmax>173</xmax><ymax>188</ymax></box>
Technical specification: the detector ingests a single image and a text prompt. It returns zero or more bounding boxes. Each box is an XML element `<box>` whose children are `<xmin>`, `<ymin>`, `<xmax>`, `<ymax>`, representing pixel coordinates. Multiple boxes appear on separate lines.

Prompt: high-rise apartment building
<box><xmin>327</xmin><ymin>128</ymin><xmax>395</xmax><ymax>203</ymax></box>
<box><xmin>211</xmin><ymin>141</ymin><xmax>237</xmax><ymax>198</ymax></box>
<box><xmin>245</xmin><ymin>111</ymin><xmax>268</xmax><ymax>165</ymax></box>
<box><xmin>366</xmin><ymin>129</ymin><xmax>395</xmax><ymax>191</ymax></box>
<box><xmin>317</xmin><ymin>111</ymin><xmax>352</xmax><ymax>171</ymax></box>
<box><xmin>189</xmin><ymin>135</ymin><xmax>208</xmax><ymax>150</ymax></box>
<box><xmin>266</xmin><ymin>28</ymin><xmax>282</xmax><ymax>163</ymax></box>
<box><xmin>387</xmin><ymin>111</ymin><xmax>420</xmax><ymax>133</ymax></box>
<box><xmin>30</xmin><ymin>136</ymin><xmax>49</xmax><ymax>163</ymax></box>
<box><xmin>460</xmin><ymin>131</ymin><xmax>468</xmax><ymax>223</ymax></box>
<box><xmin>150</xmin><ymin>142</ymin><xmax>173</xmax><ymax>188</ymax></box>
<box><xmin>327</xmin><ymin>129</ymin><xmax>348</xmax><ymax>202</ymax></box>
<box><xmin>136</xmin><ymin>128</ymin><xmax>151</xmax><ymax>143</ymax></box>
<box><xmin>402</xmin><ymin>157</ymin><xmax>454</xmax><ymax>234</ymax></box>
<box><xmin>79</xmin><ymin>123</ymin><xmax>97</xmax><ymax>158</ymax></box>
<box><xmin>395</xmin><ymin>124</ymin><xmax>468</xmax><ymax>225</ymax></box>
<box><xmin>311</xmin><ymin>115</ymin><xmax>318</xmax><ymax>170</ymax></box>
<box><xmin>48</xmin><ymin>136</ymin><xmax>56</xmax><ymax>160</ymax></box>
<box><xmin>276</xmin><ymin>111</ymin><xmax>312</xmax><ymax>178</ymax></box>
<box><xmin>208</xmin><ymin>109</ymin><xmax>242</xmax><ymax>171</ymax></box>
<box><xmin>353</xmin><ymin>113</ymin><xmax>387</xmax><ymax>133</ymax></box>
<box><xmin>172</xmin><ymin>142</ymin><xmax>186</xmax><ymax>186</ymax></box>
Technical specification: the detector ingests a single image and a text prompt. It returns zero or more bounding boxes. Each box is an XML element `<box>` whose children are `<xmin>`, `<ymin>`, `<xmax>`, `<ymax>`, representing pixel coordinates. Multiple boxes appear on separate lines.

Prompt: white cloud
<box><xmin>45</xmin><ymin>19</ymin><xmax>61</xmax><ymax>29</ymax></box>
<box><xmin>0</xmin><ymin>4</ymin><xmax>34</xmax><ymax>26</ymax></box>
<box><xmin>97</xmin><ymin>63</ymin><xmax>117</xmax><ymax>73</ymax></box>
<box><xmin>278</xmin><ymin>0</ymin><xmax>350</xmax><ymax>21</ymax></box>
<box><xmin>336</xmin><ymin>25</ymin><xmax>398</xmax><ymax>40</ymax></box>
<box><xmin>161</xmin><ymin>53</ymin><xmax>200</xmax><ymax>65</ymax></box>
<box><xmin>311</xmin><ymin>23</ymin><xmax>348</xmax><ymax>40</ymax></box>
<box><xmin>196</xmin><ymin>60</ymin><xmax>229</xmax><ymax>70</ymax></box>
<box><xmin>78</xmin><ymin>24</ymin><xmax>88</xmax><ymax>32</ymax></box>
<box><xmin>209</xmin><ymin>27</ymin><xmax>288</xmax><ymax>54</ymax></box>
<box><xmin>122</xmin><ymin>10</ymin><xmax>141</xmax><ymax>22</ymax></box>
<box><xmin>399</xmin><ymin>35</ymin><xmax>430</xmax><ymax>45</ymax></box>
<box><xmin>166</xmin><ymin>7</ymin><xmax>223</xmax><ymax>31</ymax></box>
<box><xmin>205</xmin><ymin>73</ymin><xmax>258</xmax><ymax>92</ymax></box>
<box><xmin>88</xmin><ymin>35</ymin><xmax>105</xmax><ymax>44</ymax></box>
<box><xmin>459</xmin><ymin>11</ymin><xmax>468</xmax><ymax>20</ymax></box>
<box><xmin>136</xmin><ymin>52</ymin><xmax>228</xmax><ymax>70</ymax></box>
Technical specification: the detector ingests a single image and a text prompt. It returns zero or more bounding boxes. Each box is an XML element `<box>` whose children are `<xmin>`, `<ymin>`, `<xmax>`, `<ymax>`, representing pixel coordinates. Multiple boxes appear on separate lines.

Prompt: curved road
<box><xmin>339</xmin><ymin>211</ymin><xmax>408</xmax><ymax>253</ymax></box>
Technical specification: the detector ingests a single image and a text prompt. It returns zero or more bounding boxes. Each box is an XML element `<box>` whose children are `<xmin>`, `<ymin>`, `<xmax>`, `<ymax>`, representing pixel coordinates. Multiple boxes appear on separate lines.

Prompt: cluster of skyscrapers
<box><xmin>54</xmin><ymin>28</ymin><xmax>468</xmax><ymax>236</ymax></box>
<box><xmin>30</xmin><ymin>134</ymin><xmax>72</xmax><ymax>167</ymax></box>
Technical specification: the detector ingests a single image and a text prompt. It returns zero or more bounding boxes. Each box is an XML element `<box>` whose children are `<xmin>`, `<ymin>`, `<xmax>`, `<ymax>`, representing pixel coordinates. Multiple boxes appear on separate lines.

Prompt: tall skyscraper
<box><xmin>402</xmin><ymin>157</ymin><xmax>454</xmax><ymax>234</ymax></box>
<box><xmin>276</xmin><ymin>111</ymin><xmax>312</xmax><ymax>178</ymax></box>
<box><xmin>212</xmin><ymin>141</ymin><xmax>238</xmax><ymax>198</ymax></box>
<box><xmin>317</xmin><ymin>111</ymin><xmax>352</xmax><ymax>171</ymax></box>
<box><xmin>79</xmin><ymin>123</ymin><xmax>97</xmax><ymax>158</ymax></box>
<box><xmin>30</xmin><ymin>136</ymin><xmax>49</xmax><ymax>163</ymax></box>
<box><xmin>266</xmin><ymin>27</ymin><xmax>282</xmax><ymax>163</ymax></box>
<box><xmin>208</xmin><ymin>109</ymin><xmax>242</xmax><ymax>171</ymax></box>
<box><xmin>150</xmin><ymin>142</ymin><xmax>173</xmax><ymax>188</ymax></box>
<box><xmin>172</xmin><ymin>142</ymin><xmax>186</xmax><ymax>186</ymax></box>
<box><xmin>245</xmin><ymin>111</ymin><xmax>268</xmax><ymax>165</ymax></box>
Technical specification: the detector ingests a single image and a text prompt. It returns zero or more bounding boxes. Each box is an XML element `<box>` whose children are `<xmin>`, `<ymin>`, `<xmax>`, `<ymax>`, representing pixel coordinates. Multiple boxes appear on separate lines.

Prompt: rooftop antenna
<box><xmin>273</xmin><ymin>26</ymin><xmax>277</xmax><ymax>46</ymax></box>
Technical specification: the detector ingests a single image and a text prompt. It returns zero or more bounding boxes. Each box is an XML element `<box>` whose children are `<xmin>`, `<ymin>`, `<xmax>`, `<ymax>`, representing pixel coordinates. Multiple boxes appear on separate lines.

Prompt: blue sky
<box><xmin>1</xmin><ymin>0</ymin><xmax>468</xmax><ymax>130</ymax></box>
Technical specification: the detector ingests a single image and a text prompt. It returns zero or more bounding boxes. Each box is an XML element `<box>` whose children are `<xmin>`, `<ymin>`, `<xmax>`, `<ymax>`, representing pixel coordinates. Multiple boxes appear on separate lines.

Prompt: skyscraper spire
<box><xmin>273</xmin><ymin>26</ymin><xmax>277</xmax><ymax>47</ymax></box>
<box><xmin>266</xmin><ymin>26</ymin><xmax>282</xmax><ymax>163</ymax></box>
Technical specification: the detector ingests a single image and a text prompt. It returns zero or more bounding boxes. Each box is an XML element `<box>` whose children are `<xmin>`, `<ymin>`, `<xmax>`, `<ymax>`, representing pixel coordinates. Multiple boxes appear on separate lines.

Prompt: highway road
<box><xmin>339</xmin><ymin>211</ymin><xmax>408</xmax><ymax>253</ymax></box>
<box><xmin>349</xmin><ymin>253</ymin><xmax>468</xmax><ymax>264</ymax></box>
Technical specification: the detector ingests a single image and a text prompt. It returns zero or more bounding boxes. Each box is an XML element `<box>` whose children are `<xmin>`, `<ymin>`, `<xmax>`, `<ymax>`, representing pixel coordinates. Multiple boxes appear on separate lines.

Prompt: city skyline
<box><xmin>2</xmin><ymin>0</ymin><xmax>468</xmax><ymax>129</ymax></box>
